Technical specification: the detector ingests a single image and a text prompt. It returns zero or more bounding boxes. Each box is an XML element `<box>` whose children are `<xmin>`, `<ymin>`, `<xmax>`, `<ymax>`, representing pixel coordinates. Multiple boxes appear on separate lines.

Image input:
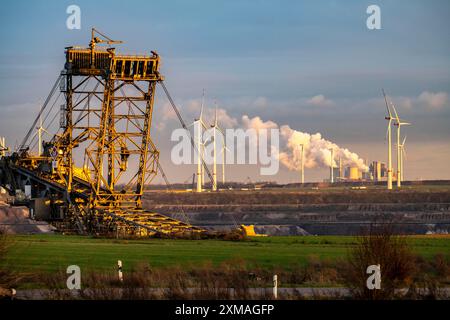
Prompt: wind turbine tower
<box><xmin>212</xmin><ymin>107</ymin><xmax>217</xmax><ymax>191</ymax></box>
<box><xmin>221</xmin><ymin>138</ymin><xmax>226</xmax><ymax>185</ymax></box>
<box><xmin>210</xmin><ymin>101</ymin><xmax>225</xmax><ymax>191</ymax></box>
<box><xmin>32</xmin><ymin>115</ymin><xmax>50</xmax><ymax>156</ymax></box>
<box><xmin>399</xmin><ymin>136</ymin><xmax>407</xmax><ymax>181</ymax></box>
<box><xmin>382</xmin><ymin>89</ymin><xmax>393</xmax><ymax>190</ymax></box>
<box><xmin>193</xmin><ymin>90</ymin><xmax>208</xmax><ymax>193</ymax></box>
<box><xmin>391</xmin><ymin>103</ymin><xmax>411</xmax><ymax>187</ymax></box>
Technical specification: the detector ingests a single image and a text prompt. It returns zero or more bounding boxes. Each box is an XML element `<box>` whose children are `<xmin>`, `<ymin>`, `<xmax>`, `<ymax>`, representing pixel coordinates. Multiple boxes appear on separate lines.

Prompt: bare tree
<box><xmin>343</xmin><ymin>223</ymin><xmax>416</xmax><ymax>299</ymax></box>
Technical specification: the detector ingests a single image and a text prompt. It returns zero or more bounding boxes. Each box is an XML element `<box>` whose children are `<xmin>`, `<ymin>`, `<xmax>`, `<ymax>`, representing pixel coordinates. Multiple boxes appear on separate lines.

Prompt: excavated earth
<box><xmin>0</xmin><ymin>194</ymin><xmax>55</xmax><ymax>234</ymax></box>
<box><xmin>143</xmin><ymin>188</ymin><xmax>450</xmax><ymax>235</ymax></box>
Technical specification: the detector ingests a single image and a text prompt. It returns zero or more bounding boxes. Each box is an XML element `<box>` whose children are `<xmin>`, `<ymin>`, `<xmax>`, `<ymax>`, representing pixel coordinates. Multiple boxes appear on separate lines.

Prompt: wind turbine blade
<box><xmin>402</xmin><ymin>147</ymin><xmax>407</xmax><ymax>160</ymax></box>
<box><xmin>214</xmin><ymin>101</ymin><xmax>218</xmax><ymax>127</ymax></box>
<box><xmin>391</xmin><ymin>102</ymin><xmax>399</xmax><ymax>122</ymax></box>
<box><xmin>200</xmin><ymin>120</ymin><xmax>209</xmax><ymax>130</ymax></box>
<box><xmin>203</xmin><ymin>136</ymin><xmax>213</xmax><ymax>144</ymax></box>
<box><xmin>402</xmin><ymin>135</ymin><xmax>407</xmax><ymax>145</ymax></box>
<box><xmin>219</xmin><ymin>130</ymin><xmax>227</xmax><ymax>150</ymax></box>
<box><xmin>217</xmin><ymin>126</ymin><xmax>225</xmax><ymax>136</ymax></box>
<box><xmin>382</xmin><ymin>88</ymin><xmax>392</xmax><ymax>118</ymax></box>
<box><xmin>200</xmin><ymin>89</ymin><xmax>205</xmax><ymax>120</ymax></box>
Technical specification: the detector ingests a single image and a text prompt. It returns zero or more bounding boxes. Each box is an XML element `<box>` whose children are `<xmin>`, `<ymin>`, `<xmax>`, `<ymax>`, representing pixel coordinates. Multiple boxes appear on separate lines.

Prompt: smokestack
<box><xmin>339</xmin><ymin>157</ymin><xmax>342</xmax><ymax>181</ymax></box>
<box><xmin>299</xmin><ymin>144</ymin><xmax>304</xmax><ymax>184</ymax></box>
<box><xmin>330</xmin><ymin>148</ymin><xmax>334</xmax><ymax>183</ymax></box>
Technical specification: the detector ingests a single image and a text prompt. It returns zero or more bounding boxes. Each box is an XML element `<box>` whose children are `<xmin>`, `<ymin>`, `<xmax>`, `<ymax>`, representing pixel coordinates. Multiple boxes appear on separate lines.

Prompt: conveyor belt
<box><xmin>3</xmin><ymin>163</ymin><xmax>205</xmax><ymax>236</ymax></box>
<box><xmin>107</xmin><ymin>210</ymin><xmax>204</xmax><ymax>236</ymax></box>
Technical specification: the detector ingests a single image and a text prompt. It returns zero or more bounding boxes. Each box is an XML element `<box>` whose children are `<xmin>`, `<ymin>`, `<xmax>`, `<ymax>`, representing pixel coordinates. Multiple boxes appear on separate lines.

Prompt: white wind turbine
<box><xmin>398</xmin><ymin>136</ymin><xmax>407</xmax><ymax>182</ymax></box>
<box><xmin>31</xmin><ymin>115</ymin><xmax>50</xmax><ymax>156</ymax></box>
<box><xmin>190</xmin><ymin>90</ymin><xmax>209</xmax><ymax>193</ymax></box>
<box><xmin>210</xmin><ymin>101</ymin><xmax>226</xmax><ymax>191</ymax></box>
<box><xmin>382</xmin><ymin>89</ymin><xmax>393</xmax><ymax>190</ymax></box>
<box><xmin>391</xmin><ymin>103</ymin><xmax>411</xmax><ymax>187</ymax></box>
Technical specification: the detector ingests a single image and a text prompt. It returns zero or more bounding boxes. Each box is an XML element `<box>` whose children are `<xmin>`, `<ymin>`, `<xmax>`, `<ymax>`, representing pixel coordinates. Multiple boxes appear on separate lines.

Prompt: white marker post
<box><xmin>273</xmin><ymin>275</ymin><xmax>278</xmax><ymax>299</ymax></box>
<box><xmin>118</xmin><ymin>260</ymin><xmax>123</xmax><ymax>282</ymax></box>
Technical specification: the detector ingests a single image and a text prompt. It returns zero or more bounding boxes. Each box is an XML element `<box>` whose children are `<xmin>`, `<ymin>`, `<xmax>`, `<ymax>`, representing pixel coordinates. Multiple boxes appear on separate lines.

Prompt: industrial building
<box><xmin>369</xmin><ymin>161</ymin><xmax>386</xmax><ymax>181</ymax></box>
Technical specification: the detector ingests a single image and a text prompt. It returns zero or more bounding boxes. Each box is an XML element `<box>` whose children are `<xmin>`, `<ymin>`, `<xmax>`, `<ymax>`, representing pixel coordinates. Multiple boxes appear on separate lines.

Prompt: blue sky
<box><xmin>0</xmin><ymin>0</ymin><xmax>449</xmax><ymax>182</ymax></box>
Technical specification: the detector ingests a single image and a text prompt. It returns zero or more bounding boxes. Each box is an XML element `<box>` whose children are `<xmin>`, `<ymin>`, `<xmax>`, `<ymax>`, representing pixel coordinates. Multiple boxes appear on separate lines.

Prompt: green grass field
<box><xmin>2</xmin><ymin>234</ymin><xmax>449</xmax><ymax>274</ymax></box>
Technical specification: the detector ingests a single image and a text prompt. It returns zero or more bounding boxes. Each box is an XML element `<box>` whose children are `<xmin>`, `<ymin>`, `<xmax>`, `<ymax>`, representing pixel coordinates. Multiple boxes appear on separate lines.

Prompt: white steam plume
<box><xmin>242</xmin><ymin>115</ymin><xmax>368</xmax><ymax>172</ymax></box>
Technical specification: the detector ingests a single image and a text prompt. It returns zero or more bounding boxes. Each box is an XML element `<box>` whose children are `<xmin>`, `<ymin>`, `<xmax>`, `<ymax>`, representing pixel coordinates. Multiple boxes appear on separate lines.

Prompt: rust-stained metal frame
<box><xmin>56</xmin><ymin>31</ymin><xmax>163</xmax><ymax>211</ymax></box>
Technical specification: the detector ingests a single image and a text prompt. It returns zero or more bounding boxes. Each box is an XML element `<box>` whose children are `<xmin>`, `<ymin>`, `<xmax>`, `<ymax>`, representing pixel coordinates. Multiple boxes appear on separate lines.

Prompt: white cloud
<box><xmin>155</xmin><ymin>102</ymin><xmax>178</xmax><ymax>131</ymax></box>
<box><xmin>395</xmin><ymin>97</ymin><xmax>413</xmax><ymax>110</ymax></box>
<box><xmin>306</xmin><ymin>94</ymin><xmax>334</xmax><ymax>107</ymax></box>
<box><xmin>155</xmin><ymin>98</ymin><xmax>238</xmax><ymax>131</ymax></box>
<box><xmin>371</xmin><ymin>91</ymin><xmax>449</xmax><ymax>112</ymax></box>
<box><xmin>241</xmin><ymin>115</ymin><xmax>278</xmax><ymax>131</ymax></box>
<box><xmin>214</xmin><ymin>108</ymin><xmax>238</xmax><ymax>127</ymax></box>
<box><xmin>418</xmin><ymin>91</ymin><xmax>448</xmax><ymax>110</ymax></box>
